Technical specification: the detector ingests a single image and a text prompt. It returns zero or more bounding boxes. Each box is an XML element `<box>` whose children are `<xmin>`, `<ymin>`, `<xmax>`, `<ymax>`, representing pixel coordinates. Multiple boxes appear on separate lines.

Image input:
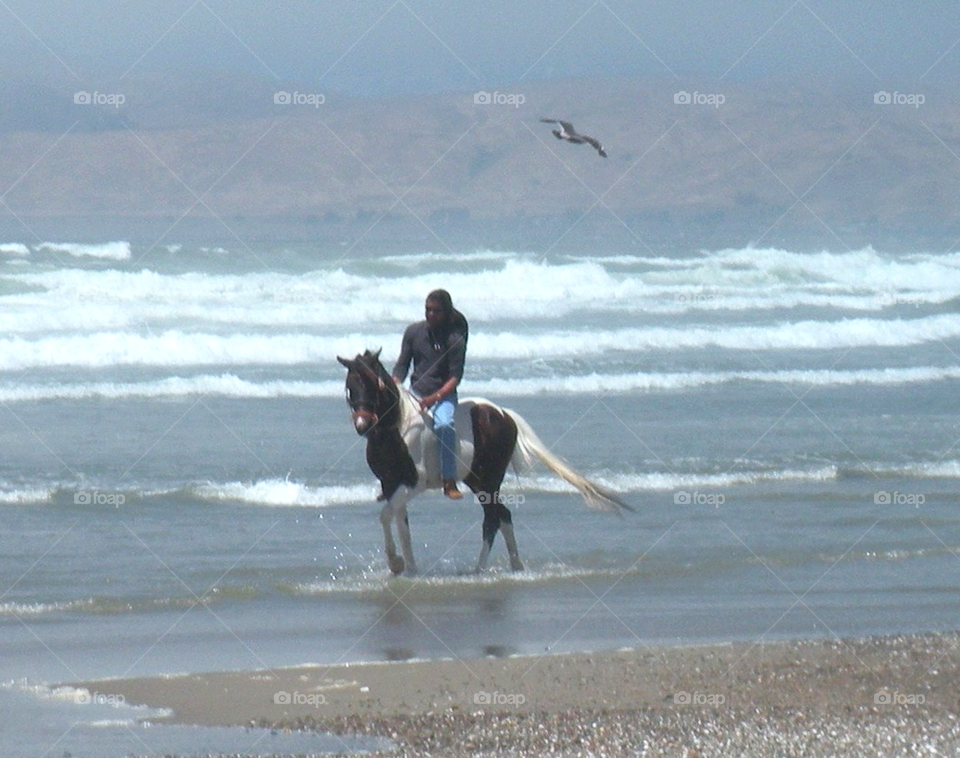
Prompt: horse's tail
<box><xmin>504</xmin><ymin>408</ymin><xmax>634</xmax><ymax>514</ymax></box>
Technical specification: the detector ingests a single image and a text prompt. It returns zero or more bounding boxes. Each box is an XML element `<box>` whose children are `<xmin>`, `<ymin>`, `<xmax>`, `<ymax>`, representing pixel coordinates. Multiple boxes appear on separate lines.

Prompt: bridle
<box><xmin>346</xmin><ymin>359</ymin><xmax>396</xmax><ymax>433</ymax></box>
<box><xmin>350</xmin><ymin>405</ymin><xmax>379</xmax><ymax>429</ymax></box>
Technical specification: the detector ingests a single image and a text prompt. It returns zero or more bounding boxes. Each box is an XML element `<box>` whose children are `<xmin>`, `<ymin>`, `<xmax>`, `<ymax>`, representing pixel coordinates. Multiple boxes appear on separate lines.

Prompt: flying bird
<box><xmin>540</xmin><ymin>118</ymin><xmax>607</xmax><ymax>158</ymax></box>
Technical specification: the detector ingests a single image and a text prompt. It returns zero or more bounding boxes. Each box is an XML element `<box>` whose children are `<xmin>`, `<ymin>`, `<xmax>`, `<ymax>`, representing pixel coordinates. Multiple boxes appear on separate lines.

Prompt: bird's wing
<box><xmin>539</xmin><ymin>118</ymin><xmax>559</xmax><ymax>124</ymax></box>
<box><xmin>558</xmin><ymin>121</ymin><xmax>576</xmax><ymax>134</ymax></box>
<box><xmin>582</xmin><ymin>135</ymin><xmax>604</xmax><ymax>151</ymax></box>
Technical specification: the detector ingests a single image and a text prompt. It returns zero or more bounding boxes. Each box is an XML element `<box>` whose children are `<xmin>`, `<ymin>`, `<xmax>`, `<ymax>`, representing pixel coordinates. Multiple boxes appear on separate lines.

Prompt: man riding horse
<box><xmin>339</xmin><ymin>345</ymin><xmax>631</xmax><ymax>574</ymax></box>
<box><xmin>391</xmin><ymin>289</ymin><xmax>468</xmax><ymax>500</ymax></box>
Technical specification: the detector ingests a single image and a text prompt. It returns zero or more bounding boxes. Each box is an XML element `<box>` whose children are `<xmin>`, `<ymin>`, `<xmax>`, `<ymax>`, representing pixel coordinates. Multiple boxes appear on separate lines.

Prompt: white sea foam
<box><xmin>0</xmin><ymin>243</ymin><xmax>29</xmax><ymax>256</ymax></box>
<box><xmin>469</xmin><ymin>365</ymin><xmax>960</xmax><ymax>396</ymax></box>
<box><xmin>866</xmin><ymin>460</ymin><xmax>960</xmax><ymax>479</ymax></box>
<box><xmin>292</xmin><ymin>562</ymin><xmax>646</xmax><ymax>596</ymax></box>
<box><xmin>0</xmin><ymin>331</ymin><xmax>372</xmax><ymax>370</ymax></box>
<box><xmin>190</xmin><ymin>479</ymin><xmax>375</xmax><ymax>507</ymax></box>
<box><xmin>0</xmin><ymin>486</ymin><xmax>56</xmax><ymax>503</ymax></box>
<box><xmin>472</xmin><ymin>314</ymin><xmax>960</xmax><ymax>358</ymax></box>
<box><xmin>504</xmin><ymin>466</ymin><xmax>840</xmax><ymax>496</ymax></box>
<box><xmin>0</xmin><ymin>365</ymin><xmax>957</xmax><ymax>404</ymax></box>
<box><xmin>4</xmin><ymin>247</ymin><xmax>960</xmax><ymax>338</ymax></box>
<box><xmin>35</xmin><ymin>241</ymin><xmax>131</xmax><ymax>260</ymax></box>
<box><xmin>0</xmin><ymin>314</ymin><xmax>944</xmax><ymax>370</ymax></box>
<box><xmin>0</xmin><ymin>375</ymin><xmax>338</xmax><ymax>402</ymax></box>
<box><xmin>0</xmin><ymin>599</ymin><xmax>99</xmax><ymax>616</ymax></box>
<box><xmin>380</xmin><ymin>249</ymin><xmax>516</xmax><ymax>265</ymax></box>
<box><xmin>186</xmin><ymin>467</ymin><xmax>843</xmax><ymax>513</ymax></box>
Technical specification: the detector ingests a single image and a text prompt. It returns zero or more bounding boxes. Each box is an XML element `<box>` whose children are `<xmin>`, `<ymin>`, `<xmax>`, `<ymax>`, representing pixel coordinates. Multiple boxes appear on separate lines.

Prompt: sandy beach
<box><xmin>74</xmin><ymin>632</ymin><xmax>960</xmax><ymax>756</ymax></box>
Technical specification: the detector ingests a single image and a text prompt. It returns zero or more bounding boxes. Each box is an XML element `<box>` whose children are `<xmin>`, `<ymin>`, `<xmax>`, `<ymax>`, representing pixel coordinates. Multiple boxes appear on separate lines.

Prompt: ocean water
<box><xmin>1</xmin><ymin>239</ymin><xmax>959</xmax><ymax>756</ymax></box>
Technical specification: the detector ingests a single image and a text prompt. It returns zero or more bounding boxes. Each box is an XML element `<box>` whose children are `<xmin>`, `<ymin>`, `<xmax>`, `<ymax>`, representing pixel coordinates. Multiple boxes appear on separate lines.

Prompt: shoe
<box><xmin>443</xmin><ymin>480</ymin><xmax>463</xmax><ymax>500</ymax></box>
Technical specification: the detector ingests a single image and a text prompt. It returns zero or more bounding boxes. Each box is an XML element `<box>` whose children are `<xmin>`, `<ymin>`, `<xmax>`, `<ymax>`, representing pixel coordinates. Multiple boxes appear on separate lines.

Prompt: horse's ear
<box><xmin>336</xmin><ymin>356</ymin><xmax>353</xmax><ymax>370</ymax></box>
<box><xmin>372</xmin><ymin>348</ymin><xmax>385</xmax><ymax>389</ymax></box>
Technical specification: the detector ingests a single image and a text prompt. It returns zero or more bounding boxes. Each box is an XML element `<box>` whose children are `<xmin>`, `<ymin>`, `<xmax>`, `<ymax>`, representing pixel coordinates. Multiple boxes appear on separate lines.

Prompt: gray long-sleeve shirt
<box><xmin>391</xmin><ymin>320</ymin><xmax>466</xmax><ymax>397</ymax></box>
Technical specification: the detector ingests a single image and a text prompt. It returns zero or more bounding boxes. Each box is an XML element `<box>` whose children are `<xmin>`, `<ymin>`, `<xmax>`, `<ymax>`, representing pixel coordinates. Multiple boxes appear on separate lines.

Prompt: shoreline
<box><xmin>73</xmin><ymin>632</ymin><xmax>960</xmax><ymax>756</ymax></box>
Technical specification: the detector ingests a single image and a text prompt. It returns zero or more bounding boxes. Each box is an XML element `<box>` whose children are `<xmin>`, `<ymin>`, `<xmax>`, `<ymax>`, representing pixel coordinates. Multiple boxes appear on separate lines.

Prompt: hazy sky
<box><xmin>3</xmin><ymin>1</ymin><xmax>958</xmax><ymax>96</ymax></box>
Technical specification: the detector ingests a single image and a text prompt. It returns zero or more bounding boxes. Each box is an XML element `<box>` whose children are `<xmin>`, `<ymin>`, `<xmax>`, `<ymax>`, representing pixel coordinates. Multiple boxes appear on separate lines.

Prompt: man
<box><xmin>392</xmin><ymin>289</ymin><xmax>468</xmax><ymax>500</ymax></box>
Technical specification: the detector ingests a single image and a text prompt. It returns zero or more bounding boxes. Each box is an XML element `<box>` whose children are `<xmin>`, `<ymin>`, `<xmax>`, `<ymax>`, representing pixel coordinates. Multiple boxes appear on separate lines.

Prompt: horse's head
<box><xmin>336</xmin><ymin>349</ymin><xmax>400</xmax><ymax>436</ymax></box>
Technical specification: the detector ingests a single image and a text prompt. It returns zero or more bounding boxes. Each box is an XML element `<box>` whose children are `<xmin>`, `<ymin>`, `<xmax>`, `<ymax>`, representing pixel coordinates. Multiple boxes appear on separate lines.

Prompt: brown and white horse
<box><xmin>338</xmin><ymin>350</ymin><xmax>631</xmax><ymax>575</ymax></box>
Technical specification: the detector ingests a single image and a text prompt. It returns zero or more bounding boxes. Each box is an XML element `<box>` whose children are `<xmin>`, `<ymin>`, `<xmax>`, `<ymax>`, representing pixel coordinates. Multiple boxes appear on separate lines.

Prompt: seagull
<box><xmin>540</xmin><ymin>118</ymin><xmax>607</xmax><ymax>158</ymax></box>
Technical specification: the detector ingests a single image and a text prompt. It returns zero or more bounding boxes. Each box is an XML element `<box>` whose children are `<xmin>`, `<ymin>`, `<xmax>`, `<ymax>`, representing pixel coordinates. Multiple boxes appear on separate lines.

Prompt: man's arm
<box><xmin>419</xmin><ymin>331</ymin><xmax>464</xmax><ymax>408</ymax></box>
<box><xmin>391</xmin><ymin>325</ymin><xmax>414</xmax><ymax>383</ymax></box>
<box><xmin>419</xmin><ymin>376</ymin><xmax>459</xmax><ymax>409</ymax></box>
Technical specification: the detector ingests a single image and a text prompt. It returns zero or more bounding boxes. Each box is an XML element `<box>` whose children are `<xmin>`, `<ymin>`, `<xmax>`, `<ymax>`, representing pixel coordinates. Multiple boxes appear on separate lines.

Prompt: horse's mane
<box><xmin>396</xmin><ymin>385</ymin><xmax>427</xmax><ymax>430</ymax></box>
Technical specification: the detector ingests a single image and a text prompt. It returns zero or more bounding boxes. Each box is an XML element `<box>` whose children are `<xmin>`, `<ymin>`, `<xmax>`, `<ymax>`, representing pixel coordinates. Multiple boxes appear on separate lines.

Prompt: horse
<box><xmin>337</xmin><ymin>349</ymin><xmax>632</xmax><ymax>576</ymax></box>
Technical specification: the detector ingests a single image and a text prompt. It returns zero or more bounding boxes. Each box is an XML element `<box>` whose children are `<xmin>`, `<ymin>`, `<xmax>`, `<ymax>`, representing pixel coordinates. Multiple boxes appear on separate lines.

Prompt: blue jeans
<box><xmin>429</xmin><ymin>393</ymin><xmax>458</xmax><ymax>481</ymax></box>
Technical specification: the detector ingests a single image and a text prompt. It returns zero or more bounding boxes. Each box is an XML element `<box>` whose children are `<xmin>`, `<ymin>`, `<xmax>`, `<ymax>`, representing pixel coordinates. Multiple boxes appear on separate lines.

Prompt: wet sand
<box><xmin>76</xmin><ymin>633</ymin><xmax>960</xmax><ymax>756</ymax></box>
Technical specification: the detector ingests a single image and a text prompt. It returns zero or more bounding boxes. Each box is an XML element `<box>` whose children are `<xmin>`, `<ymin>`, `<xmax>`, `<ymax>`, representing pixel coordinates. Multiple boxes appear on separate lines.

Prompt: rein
<box><xmin>350</xmin><ymin>406</ymin><xmax>380</xmax><ymax>429</ymax></box>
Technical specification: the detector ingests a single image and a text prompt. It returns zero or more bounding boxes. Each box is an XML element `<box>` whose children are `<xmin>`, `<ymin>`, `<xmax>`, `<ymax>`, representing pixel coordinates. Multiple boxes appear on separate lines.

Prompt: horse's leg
<box><xmin>477</xmin><ymin>495</ymin><xmax>523</xmax><ymax>572</ymax></box>
<box><xmin>465</xmin><ymin>404</ymin><xmax>522</xmax><ymax>572</ymax></box>
<box><xmin>477</xmin><ymin>496</ymin><xmax>497</xmax><ymax>572</ymax></box>
<box><xmin>392</xmin><ymin>490</ymin><xmax>418</xmax><ymax>577</ymax></box>
<box><xmin>369</xmin><ymin>429</ymin><xmax>420</xmax><ymax>576</ymax></box>
<box><xmin>498</xmin><ymin>499</ymin><xmax>524</xmax><ymax>572</ymax></box>
<box><xmin>379</xmin><ymin>501</ymin><xmax>405</xmax><ymax>575</ymax></box>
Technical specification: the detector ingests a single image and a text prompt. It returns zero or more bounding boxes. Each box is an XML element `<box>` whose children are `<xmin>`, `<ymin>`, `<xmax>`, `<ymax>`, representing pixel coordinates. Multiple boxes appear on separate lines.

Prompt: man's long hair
<box><xmin>427</xmin><ymin>289</ymin><xmax>468</xmax><ymax>346</ymax></box>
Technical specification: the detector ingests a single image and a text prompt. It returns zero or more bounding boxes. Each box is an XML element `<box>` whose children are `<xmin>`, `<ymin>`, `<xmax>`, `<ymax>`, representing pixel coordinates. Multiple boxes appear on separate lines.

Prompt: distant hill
<box><xmin>2</xmin><ymin>72</ymin><xmax>958</xmax><ymax>251</ymax></box>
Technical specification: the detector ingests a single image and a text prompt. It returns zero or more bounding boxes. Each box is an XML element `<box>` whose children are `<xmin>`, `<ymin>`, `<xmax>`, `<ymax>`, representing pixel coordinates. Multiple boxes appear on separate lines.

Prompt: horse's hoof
<box><xmin>510</xmin><ymin>559</ymin><xmax>525</xmax><ymax>572</ymax></box>
<box><xmin>388</xmin><ymin>556</ymin><xmax>405</xmax><ymax>575</ymax></box>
